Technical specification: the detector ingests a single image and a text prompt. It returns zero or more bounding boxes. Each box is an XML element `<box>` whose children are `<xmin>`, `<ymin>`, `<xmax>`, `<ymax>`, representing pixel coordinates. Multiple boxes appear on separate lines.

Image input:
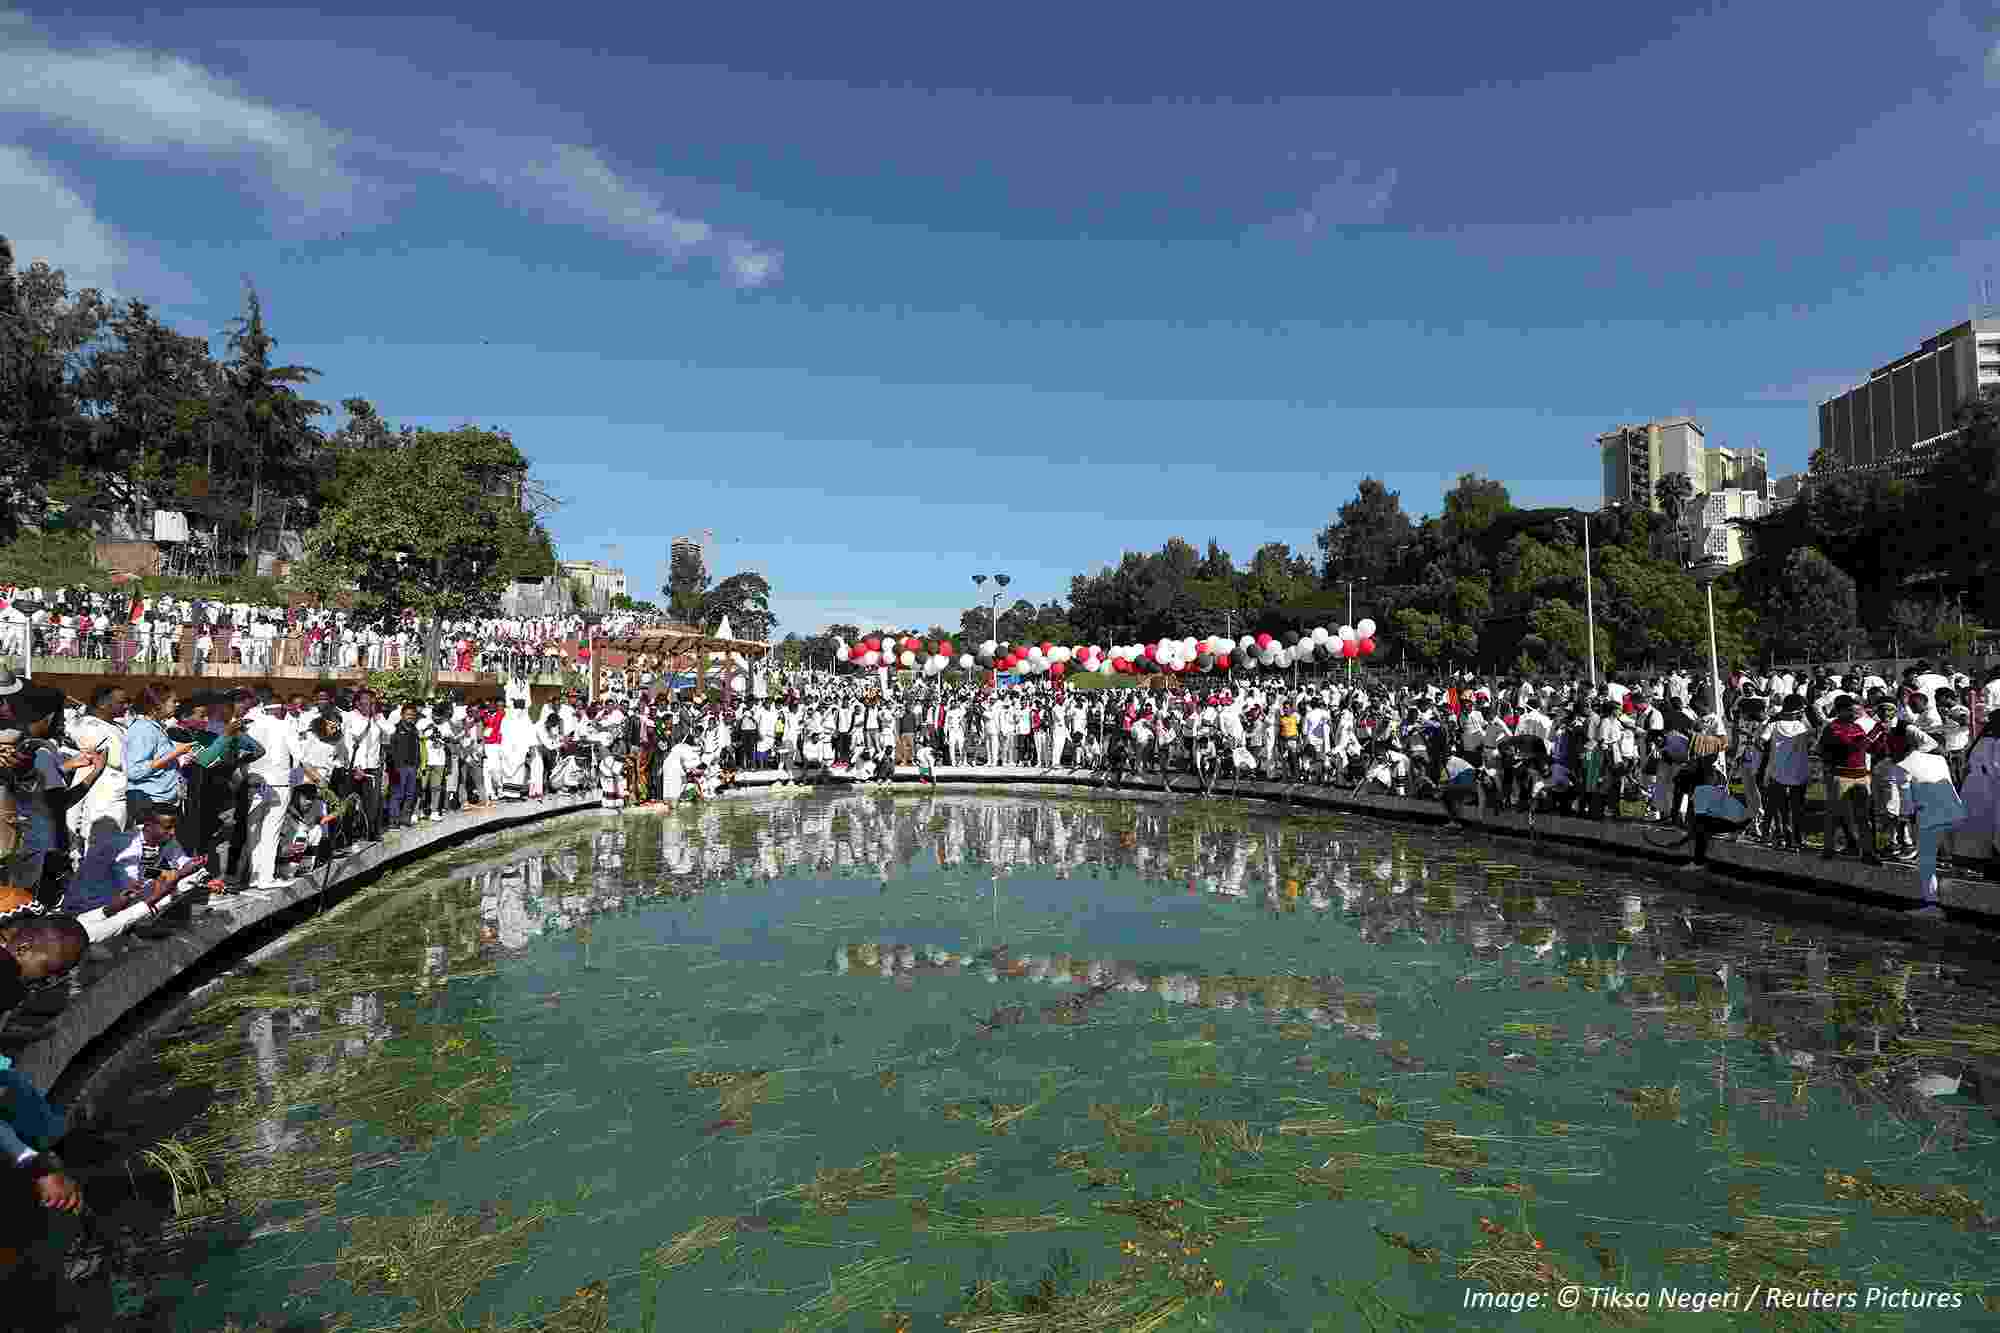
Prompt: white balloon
<box><xmin>959</xmin><ymin>653</ymin><xmax>974</xmax><ymax>670</ymax></box>
<box><xmin>1339</xmin><ymin>625</ymin><xmax>1357</xmax><ymax>642</ymax></box>
<box><xmin>1238</xmin><ymin>635</ymin><xmax>1254</xmax><ymax>651</ymax></box>
<box><xmin>899</xmin><ymin>649</ymin><xmax>915</xmax><ymax>667</ymax></box>
<box><xmin>862</xmin><ymin>650</ymin><xmax>879</xmax><ymax>667</ymax></box>
<box><xmin>1356</xmin><ymin>618</ymin><xmax>1376</xmax><ymax>639</ymax></box>
<box><xmin>980</xmin><ymin>639</ymin><xmax>997</xmax><ymax>656</ymax></box>
<box><xmin>1311</xmin><ymin>627</ymin><xmax>1329</xmax><ymax>644</ymax></box>
<box><xmin>731</xmin><ymin>675</ymin><xmax>748</xmax><ymax>692</ymax></box>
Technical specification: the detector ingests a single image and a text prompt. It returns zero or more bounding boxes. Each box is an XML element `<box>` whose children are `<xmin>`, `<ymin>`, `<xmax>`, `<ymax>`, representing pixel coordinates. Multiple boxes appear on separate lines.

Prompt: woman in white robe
<box><xmin>497</xmin><ymin>692</ymin><xmax>537</xmax><ymax>798</ymax></box>
<box><xmin>1952</xmin><ymin>723</ymin><xmax>2000</xmax><ymax>864</ymax></box>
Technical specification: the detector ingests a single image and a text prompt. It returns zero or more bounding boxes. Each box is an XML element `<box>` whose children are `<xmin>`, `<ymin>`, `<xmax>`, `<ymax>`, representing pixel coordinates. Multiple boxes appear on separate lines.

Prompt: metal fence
<box><xmin>0</xmin><ymin>624</ymin><xmax>578</xmax><ymax>681</ymax></box>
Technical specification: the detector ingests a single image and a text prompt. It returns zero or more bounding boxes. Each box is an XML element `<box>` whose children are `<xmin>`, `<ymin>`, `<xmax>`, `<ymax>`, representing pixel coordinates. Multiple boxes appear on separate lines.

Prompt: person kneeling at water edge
<box><xmin>0</xmin><ymin>914</ymin><xmax>91</xmax><ymax>1216</ymax></box>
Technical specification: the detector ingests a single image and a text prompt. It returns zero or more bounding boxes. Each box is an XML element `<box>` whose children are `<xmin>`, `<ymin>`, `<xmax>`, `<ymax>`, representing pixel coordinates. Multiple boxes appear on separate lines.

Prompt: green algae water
<box><xmin>75</xmin><ymin>793</ymin><xmax>2000</xmax><ymax>1330</ymax></box>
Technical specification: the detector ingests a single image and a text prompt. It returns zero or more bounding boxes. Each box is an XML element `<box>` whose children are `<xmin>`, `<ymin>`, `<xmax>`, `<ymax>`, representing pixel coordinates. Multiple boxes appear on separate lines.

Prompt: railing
<box><xmin>0</xmin><ymin>625</ymin><xmax>578</xmax><ymax>683</ymax></box>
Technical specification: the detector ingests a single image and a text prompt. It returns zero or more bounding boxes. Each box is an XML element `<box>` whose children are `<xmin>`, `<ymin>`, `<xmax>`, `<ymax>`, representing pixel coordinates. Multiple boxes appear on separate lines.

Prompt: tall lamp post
<box><xmin>1691</xmin><ymin>558</ymin><xmax>1727</xmax><ymax>723</ymax></box>
<box><xmin>973</xmin><ymin>572</ymin><xmax>1009</xmax><ymax>683</ymax></box>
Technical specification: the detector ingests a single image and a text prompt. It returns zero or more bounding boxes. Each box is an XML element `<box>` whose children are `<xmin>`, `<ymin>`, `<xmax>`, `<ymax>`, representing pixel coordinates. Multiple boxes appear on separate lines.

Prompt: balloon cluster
<box><xmin>834</xmin><ymin>632</ymin><xmax>964</xmax><ymax>677</ymax></box>
<box><xmin>830</xmin><ymin>620</ymin><xmax>1377</xmax><ymax>679</ymax></box>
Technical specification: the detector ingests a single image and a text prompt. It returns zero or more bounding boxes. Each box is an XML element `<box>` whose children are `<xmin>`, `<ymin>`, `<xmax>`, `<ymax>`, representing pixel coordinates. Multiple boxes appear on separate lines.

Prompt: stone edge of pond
<box><xmin>782</xmin><ymin>764</ymin><xmax>2000</xmax><ymax>922</ymax></box>
<box><xmin>26</xmin><ymin>765</ymin><xmax>1997</xmax><ymax>1104</ymax></box>
<box><xmin>14</xmin><ymin>795</ymin><xmax>607</xmax><ymax>1097</ymax></box>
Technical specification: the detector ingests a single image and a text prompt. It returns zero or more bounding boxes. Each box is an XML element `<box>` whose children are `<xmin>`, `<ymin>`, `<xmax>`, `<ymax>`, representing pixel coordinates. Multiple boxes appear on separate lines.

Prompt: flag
<box><xmin>1445</xmin><ymin>687</ymin><xmax>1460</xmax><ymax>717</ymax></box>
<box><xmin>128</xmin><ymin>593</ymin><xmax>144</xmax><ymax>624</ymax></box>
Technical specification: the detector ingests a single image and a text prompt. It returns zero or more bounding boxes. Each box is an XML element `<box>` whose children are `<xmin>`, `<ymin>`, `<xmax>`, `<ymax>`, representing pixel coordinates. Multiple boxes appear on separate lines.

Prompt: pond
<box><xmin>57</xmin><ymin>793</ymin><xmax>2000</xmax><ymax>1330</ymax></box>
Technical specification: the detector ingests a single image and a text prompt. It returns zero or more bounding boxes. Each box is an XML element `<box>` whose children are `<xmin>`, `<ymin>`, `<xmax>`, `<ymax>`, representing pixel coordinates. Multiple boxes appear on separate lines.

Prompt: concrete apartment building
<box><xmin>559</xmin><ymin>559</ymin><xmax>628</xmax><ymax>610</ymax></box>
<box><xmin>1598</xmin><ymin>416</ymin><xmax>1707</xmax><ymax>511</ymax></box>
<box><xmin>1814</xmin><ymin>313</ymin><xmax>2000</xmax><ymax>477</ymax></box>
<box><xmin>1599</xmin><ymin>420</ymin><xmax>1774</xmax><ymax>566</ymax></box>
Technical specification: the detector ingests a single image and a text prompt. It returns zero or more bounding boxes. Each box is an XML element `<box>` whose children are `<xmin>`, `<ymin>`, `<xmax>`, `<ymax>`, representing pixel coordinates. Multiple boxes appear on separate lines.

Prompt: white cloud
<box><xmin>0</xmin><ymin>32</ymin><xmax>361</xmax><ymax>217</ymax></box>
<box><xmin>441</xmin><ymin>133</ymin><xmax>784</xmax><ymax>286</ymax></box>
<box><xmin>0</xmin><ymin>19</ymin><xmax>784</xmax><ymax>287</ymax></box>
<box><xmin>0</xmin><ymin>146</ymin><xmax>130</xmax><ymax>289</ymax></box>
<box><xmin>1255</xmin><ymin>159</ymin><xmax>1399</xmax><ymax>241</ymax></box>
<box><xmin>0</xmin><ymin>146</ymin><xmax>199</xmax><ymax>305</ymax></box>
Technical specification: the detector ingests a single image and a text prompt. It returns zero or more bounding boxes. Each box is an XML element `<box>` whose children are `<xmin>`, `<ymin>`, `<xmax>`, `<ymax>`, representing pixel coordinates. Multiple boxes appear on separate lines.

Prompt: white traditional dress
<box><xmin>497</xmin><ymin>695</ymin><xmax>537</xmax><ymax>796</ymax></box>
<box><xmin>1953</xmin><ymin>735</ymin><xmax>2000</xmax><ymax>861</ymax></box>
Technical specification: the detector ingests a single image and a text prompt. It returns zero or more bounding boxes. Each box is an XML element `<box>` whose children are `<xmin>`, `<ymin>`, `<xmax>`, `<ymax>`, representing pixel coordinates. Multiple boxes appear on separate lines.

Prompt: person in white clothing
<box><xmin>65</xmin><ymin>685</ymin><xmax>128</xmax><ymax>861</ymax></box>
<box><xmin>241</xmin><ymin>693</ymin><xmax>305</xmax><ymax>890</ymax></box>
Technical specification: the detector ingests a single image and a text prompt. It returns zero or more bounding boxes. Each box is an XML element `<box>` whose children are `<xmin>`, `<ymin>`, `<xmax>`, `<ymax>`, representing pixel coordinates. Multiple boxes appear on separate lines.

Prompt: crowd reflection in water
<box><xmin>442</xmin><ymin>796</ymin><xmax>1998</xmax><ymax>1129</ymax></box>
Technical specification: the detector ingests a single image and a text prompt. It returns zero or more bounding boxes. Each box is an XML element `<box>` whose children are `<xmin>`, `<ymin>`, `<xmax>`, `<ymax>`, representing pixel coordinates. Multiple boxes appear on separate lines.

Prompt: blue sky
<box><xmin>5</xmin><ymin>1</ymin><xmax>2000</xmax><ymax>638</ymax></box>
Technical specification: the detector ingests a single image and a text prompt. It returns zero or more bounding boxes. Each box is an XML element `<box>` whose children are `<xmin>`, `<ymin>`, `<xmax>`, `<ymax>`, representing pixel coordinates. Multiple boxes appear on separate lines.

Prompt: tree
<box><xmin>1441</xmin><ymin>472</ymin><xmax>1511</xmax><ymax>545</ymax></box>
<box><xmin>1316</xmin><ymin>477</ymin><xmax>1414</xmax><ymax>586</ymax></box>
<box><xmin>73</xmin><ymin>300</ymin><xmax>218</xmax><ymax>521</ymax></box>
<box><xmin>0</xmin><ymin>245</ymin><xmax>108</xmax><ymax>541</ymax></box>
<box><xmin>1391</xmin><ymin>608</ymin><xmax>1446</xmax><ymax>664</ymax></box>
<box><xmin>1527</xmin><ymin>597</ymin><xmax>1611</xmax><ymax>673</ymax></box>
<box><xmin>700</xmin><ymin>570</ymin><xmax>775</xmax><ymax>641</ymax></box>
<box><xmin>1765</xmin><ymin>546</ymin><xmax>1860</xmax><ymax>662</ymax></box>
<box><xmin>1652</xmin><ymin>470</ymin><xmax>1695</xmax><ymax>543</ymax></box>
<box><xmin>290</xmin><ymin>425</ymin><xmax>549</xmax><ymax>630</ymax></box>
<box><xmin>1240</xmin><ymin>541</ymin><xmax>1314</xmax><ymax>614</ymax></box>
<box><xmin>222</xmin><ymin>283</ymin><xmax>327</xmax><ymax>547</ymax></box>
<box><xmin>666</xmin><ymin>542</ymin><xmax>709</xmax><ymax>622</ymax></box>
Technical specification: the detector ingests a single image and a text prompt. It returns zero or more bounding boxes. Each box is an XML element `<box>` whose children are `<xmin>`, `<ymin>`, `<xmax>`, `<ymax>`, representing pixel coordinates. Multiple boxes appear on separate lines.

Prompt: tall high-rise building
<box><xmin>1598</xmin><ymin>416</ymin><xmax>1705</xmax><ymax>511</ymax></box>
<box><xmin>1815</xmin><ymin>313</ymin><xmax>2000</xmax><ymax>476</ymax></box>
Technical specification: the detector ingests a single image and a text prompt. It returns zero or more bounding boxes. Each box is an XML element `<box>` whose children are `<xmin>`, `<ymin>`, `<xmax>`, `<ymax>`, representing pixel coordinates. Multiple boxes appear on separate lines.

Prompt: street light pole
<box><xmin>1583</xmin><ymin>513</ymin><xmax>1598</xmax><ymax>693</ymax></box>
<box><xmin>1692</xmin><ymin>559</ymin><xmax>1725</xmax><ymax>722</ymax></box>
<box><xmin>974</xmin><ymin>572</ymin><xmax>1009</xmax><ymax>685</ymax></box>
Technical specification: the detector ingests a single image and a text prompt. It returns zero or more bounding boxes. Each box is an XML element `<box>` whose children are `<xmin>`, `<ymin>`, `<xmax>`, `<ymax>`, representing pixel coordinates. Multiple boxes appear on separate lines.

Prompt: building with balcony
<box><xmin>558</xmin><ymin>560</ymin><xmax>627</xmax><ymax>611</ymax></box>
<box><xmin>1704</xmin><ymin>444</ymin><xmax>1768</xmax><ymax>495</ymax></box>
<box><xmin>1815</xmin><ymin>312</ymin><xmax>1999</xmax><ymax>477</ymax></box>
<box><xmin>1598</xmin><ymin>416</ymin><xmax>1705</xmax><ymax>511</ymax></box>
<box><xmin>1688</xmin><ymin>487</ymin><xmax>1767</xmax><ymax>567</ymax></box>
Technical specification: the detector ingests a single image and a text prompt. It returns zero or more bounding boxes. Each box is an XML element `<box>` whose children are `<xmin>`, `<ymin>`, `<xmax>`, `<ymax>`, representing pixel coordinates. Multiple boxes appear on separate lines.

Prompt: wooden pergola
<box><xmin>589</xmin><ymin>625</ymin><xmax>770</xmax><ymax>699</ymax></box>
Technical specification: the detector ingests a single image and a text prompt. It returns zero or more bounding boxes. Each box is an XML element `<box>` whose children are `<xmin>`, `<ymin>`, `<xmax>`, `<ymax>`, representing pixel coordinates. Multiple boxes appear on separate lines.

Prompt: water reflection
<box><xmin>79</xmin><ymin>794</ymin><xmax>2000</xmax><ymax>1331</ymax></box>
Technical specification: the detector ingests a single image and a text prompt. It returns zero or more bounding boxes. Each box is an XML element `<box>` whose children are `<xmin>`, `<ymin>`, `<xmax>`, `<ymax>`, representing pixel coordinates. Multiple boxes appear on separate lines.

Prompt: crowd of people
<box><xmin>0</xmin><ymin>584</ymin><xmax>643</xmax><ymax>677</ymax></box>
<box><xmin>4</xmin><ymin>642</ymin><xmax>2000</xmax><ymax>1227</ymax></box>
<box><xmin>565</xmin><ymin>657</ymin><xmax>2000</xmax><ymax>920</ymax></box>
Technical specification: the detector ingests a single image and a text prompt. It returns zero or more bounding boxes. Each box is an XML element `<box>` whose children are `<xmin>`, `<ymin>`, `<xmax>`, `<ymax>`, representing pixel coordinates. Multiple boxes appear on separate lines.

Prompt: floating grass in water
<box><xmin>138</xmin><ymin>1137</ymin><xmax>215</xmax><ymax>1219</ymax></box>
<box><xmin>1615</xmin><ymin>1085</ymin><xmax>1683</xmax><ymax>1122</ymax></box>
<box><xmin>647</xmin><ymin>1216</ymin><xmax>739</xmax><ymax>1273</ymax></box>
<box><xmin>781</xmin><ymin>1256</ymin><xmax>920</xmax><ymax>1333</ymax></box>
<box><xmin>331</xmin><ymin>1195</ymin><xmax>574</xmax><ymax>1332</ymax></box>
<box><xmin>1662</xmin><ymin>1213</ymin><xmax>1852</xmax><ymax>1323</ymax></box>
<box><xmin>1164</xmin><ymin>1118</ymin><xmax>1265</xmax><ymax>1156</ymax></box>
<box><xmin>1823</xmin><ymin>1170</ymin><xmax>1990</xmax><ymax>1227</ymax></box>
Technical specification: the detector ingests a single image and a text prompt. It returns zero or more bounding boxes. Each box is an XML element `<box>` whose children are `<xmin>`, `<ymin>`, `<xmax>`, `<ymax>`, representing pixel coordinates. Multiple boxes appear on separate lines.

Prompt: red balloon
<box><xmin>1040</xmin><ymin>641</ymin><xmax>1053</xmax><ymax>655</ymax></box>
<box><xmin>1050</xmin><ymin>661</ymin><xmax>1065</xmax><ymax>678</ymax></box>
<box><xmin>1217</xmin><ymin>654</ymin><xmax>1231</xmax><ymax>670</ymax></box>
<box><xmin>1255</xmin><ymin>632</ymin><xmax>1272</xmax><ymax>649</ymax></box>
<box><xmin>864</xmin><ymin>637</ymin><xmax>879</xmax><ymax>652</ymax></box>
<box><xmin>1359</xmin><ymin>637</ymin><xmax>1376</xmax><ymax>656</ymax></box>
<box><xmin>1341</xmin><ymin>639</ymin><xmax>1359</xmax><ymax>658</ymax></box>
<box><xmin>940</xmin><ymin>640</ymin><xmax>953</xmax><ymax>657</ymax></box>
<box><xmin>1143</xmin><ymin>643</ymin><xmax>1157</xmax><ymax>660</ymax></box>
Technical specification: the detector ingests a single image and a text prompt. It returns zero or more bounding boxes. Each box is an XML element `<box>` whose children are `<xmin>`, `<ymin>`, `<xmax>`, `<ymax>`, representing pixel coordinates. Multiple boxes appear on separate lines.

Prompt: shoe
<box><xmin>1910</xmin><ymin>904</ymin><xmax>1946</xmax><ymax>920</ymax></box>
